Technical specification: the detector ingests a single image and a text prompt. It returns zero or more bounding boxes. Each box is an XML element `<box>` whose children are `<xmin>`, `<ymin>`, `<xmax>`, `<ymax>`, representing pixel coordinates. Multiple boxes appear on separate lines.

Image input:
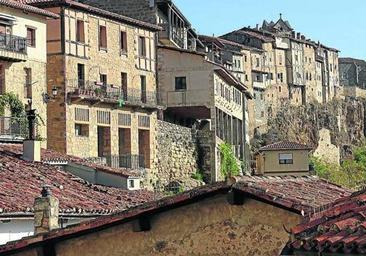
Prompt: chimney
<box><xmin>296</xmin><ymin>32</ymin><xmax>301</xmax><ymax>39</ymax></box>
<box><xmin>291</xmin><ymin>31</ymin><xmax>295</xmax><ymax>38</ymax></box>
<box><xmin>34</xmin><ymin>186</ymin><xmax>59</xmax><ymax>235</ymax></box>
<box><xmin>301</xmin><ymin>35</ymin><xmax>305</xmax><ymax>40</ymax></box>
<box><xmin>256</xmin><ymin>24</ymin><xmax>259</xmax><ymax>30</ymax></box>
<box><xmin>23</xmin><ymin>100</ymin><xmax>41</xmax><ymax>162</ymax></box>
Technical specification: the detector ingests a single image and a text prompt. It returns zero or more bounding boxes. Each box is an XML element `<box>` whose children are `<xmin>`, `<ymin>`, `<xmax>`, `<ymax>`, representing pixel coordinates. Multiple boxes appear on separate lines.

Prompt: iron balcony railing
<box><xmin>86</xmin><ymin>154</ymin><xmax>146</xmax><ymax>170</ymax></box>
<box><xmin>67</xmin><ymin>79</ymin><xmax>158</xmax><ymax>107</ymax></box>
<box><xmin>0</xmin><ymin>116</ymin><xmax>28</xmax><ymax>141</ymax></box>
<box><xmin>0</xmin><ymin>33</ymin><xmax>27</xmax><ymax>54</ymax></box>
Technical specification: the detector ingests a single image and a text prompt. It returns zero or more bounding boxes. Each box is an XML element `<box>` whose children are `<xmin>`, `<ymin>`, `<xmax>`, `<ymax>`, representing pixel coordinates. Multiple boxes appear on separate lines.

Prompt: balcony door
<box><xmin>138</xmin><ymin>129</ymin><xmax>150</xmax><ymax>169</ymax></box>
<box><xmin>140</xmin><ymin>75</ymin><xmax>146</xmax><ymax>103</ymax></box>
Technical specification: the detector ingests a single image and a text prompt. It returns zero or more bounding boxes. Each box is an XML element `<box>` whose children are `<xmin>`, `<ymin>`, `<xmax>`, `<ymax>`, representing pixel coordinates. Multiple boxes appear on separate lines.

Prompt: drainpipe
<box><xmin>241</xmin><ymin>92</ymin><xmax>248</xmax><ymax>171</ymax></box>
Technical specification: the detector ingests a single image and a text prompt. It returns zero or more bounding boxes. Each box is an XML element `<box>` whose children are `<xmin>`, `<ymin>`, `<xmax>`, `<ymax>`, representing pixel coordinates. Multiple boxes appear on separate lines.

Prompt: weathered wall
<box><xmin>47</xmin><ymin>195</ymin><xmax>301</xmax><ymax>256</ymax></box>
<box><xmin>153</xmin><ymin>120</ymin><xmax>201</xmax><ymax>190</ymax></box>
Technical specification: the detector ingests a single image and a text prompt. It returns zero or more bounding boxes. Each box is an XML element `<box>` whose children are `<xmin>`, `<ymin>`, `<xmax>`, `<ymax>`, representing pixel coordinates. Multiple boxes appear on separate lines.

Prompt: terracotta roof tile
<box><xmin>0</xmin><ymin>175</ymin><xmax>352</xmax><ymax>254</ymax></box>
<box><xmin>0</xmin><ymin>0</ymin><xmax>58</xmax><ymax>18</ymax></box>
<box><xmin>287</xmin><ymin>189</ymin><xmax>366</xmax><ymax>254</ymax></box>
<box><xmin>0</xmin><ymin>143</ymin><xmax>157</xmax><ymax>216</ymax></box>
<box><xmin>19</xmin><ymin>0</ymin><xmax>160</xmax><ymax>31</ymax></box>
<box><xmin>259</xmin><ymin>141</ymin><xmax>312</xmax><ymax>151</ymax></box>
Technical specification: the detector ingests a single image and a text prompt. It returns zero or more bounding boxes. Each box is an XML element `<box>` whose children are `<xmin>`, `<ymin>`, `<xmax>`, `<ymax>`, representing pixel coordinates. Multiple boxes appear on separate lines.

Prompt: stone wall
<box><xmin>153</xmin><ymin>121</ymin><xmax>202</xmax><ymax>191</ymax></box>
<box><xmin>314</xmin><ymin>128</ymin><xmax>341</xmax><ymax>165</ymax></box>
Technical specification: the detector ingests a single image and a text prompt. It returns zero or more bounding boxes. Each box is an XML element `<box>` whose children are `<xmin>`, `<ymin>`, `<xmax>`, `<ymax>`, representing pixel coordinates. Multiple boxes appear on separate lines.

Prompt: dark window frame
<box><xmin>175</xmin><ymin>76</ymin><xmax>187</xmax><ymax>91</ymax></box>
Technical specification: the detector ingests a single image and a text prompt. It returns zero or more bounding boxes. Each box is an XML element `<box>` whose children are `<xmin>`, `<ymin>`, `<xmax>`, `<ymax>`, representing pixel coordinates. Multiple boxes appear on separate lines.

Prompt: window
<box><xmin>24</xmin><ymin>68</ymin><xmax>32</xmax><ymax>98</ymax></box>
<box><xmin>26</xmin><ymin>27</ymin><xmax>36</xmax><ymax>47</ymax></box>
<box><xmin>76</xmin><ymin>20</ymin><xmax>85</xmax><ymax>43</ymax></box>
<box><xmin>99</xmin><ymin>25</ymin><xmax>107</xmax><ymax>49</ymax></box>
<box><xmin>138</xmin><ymin>36</ymin><xmax>146</xmax><ymax>57</ymax></box>
<box><xmin>261</xmin><ymin>111</ymin><xmax>264</xmax><ymax>117</ymax></box>
<box><xmin>100</xmin><ymin>74</ymin><xmax>107</xmax><ymax>86</ymax></box>
<box><xmin>175</xmin><ymin>77</ymin><xmax>187</xmax><ymax>91</ymax></box>
<box><xmin>244</xmin><ymin>55</ymin><xmax>247</xmax><ymax>62</ymax></box>
<box><xmin>120</xmin><ymin>31</ymin><xmax>127</xmax><ymax>54</ymax></box>
<box><xmin>77</xmin><ymin>64</ymin><xmax>85</xmax><ymax>87</ymax></box>
<box><xmin>279</xmin><ymin>153</ymin><xmax>293</xmax><ymax>164</ymax></box>
<box><xmin>140</xmin><ymin>75</ymin><xmax>146</xmax><ymax>103</ymax></box>
<box><xmin>256</xmin><ymin>58</ymin><xmax>260</xmax><ymax>67</ymax></box>
<box><xmin>245</xmin><ymin>74</ymin><xmax>249</xmax><ymax>81</ymax></box>
<box><xmin>279</xmin><ymin>86</ymin><xmax>281</xmax><ymax>92</ymax></box>
<box><xmin>129</xmin><ymin>179</ymin><xmax>135</xmax><ymax>188</ymax></box>
<box><xmin>75</xmin><ymin>123</ymin><xmax>89</xmax><ymax>137</ymax></box>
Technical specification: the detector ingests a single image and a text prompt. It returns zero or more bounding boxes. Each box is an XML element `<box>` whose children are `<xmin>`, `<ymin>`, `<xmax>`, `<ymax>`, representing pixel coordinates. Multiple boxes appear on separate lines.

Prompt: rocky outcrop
<box><xmin>253</xmin><ymin>98</ymin><xmax>366</xmax><ymax>162</ymax></box>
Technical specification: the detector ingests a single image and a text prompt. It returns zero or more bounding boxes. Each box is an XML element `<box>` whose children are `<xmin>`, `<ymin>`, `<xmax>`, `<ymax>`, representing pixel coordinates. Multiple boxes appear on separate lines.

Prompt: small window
<box><xmin>99</xmin><ymin>25</ymin><xmax>107</xmax><ymax>49</ymax></box>
<box><xmin>75</xmin><ymin>123</ymin><xmax>89</xmax><ymax>137</ymax></box>
<box><xmin>140</xmin><ymin>75</ymin><xmax>147</xmax><ymax>103</ymax></box>
<box><xmin>77</xmin><ymin>64</ymin><xmax>85</xmax><ymax>87</ymax></box>
<box><xmin>26</xmin><ymin>27</ymin><xmax>36</xmax><ymax>47</ymax></box>
<box><xmin>120</xmin><ymin>31</ymin><xmax>127</xmax><ymax>54</ymax></box>
<box><xmin>76</xmin><ymin>20</ymin><xmax>85</xmax><ymax>43</ymax></box>
<box><xmin>138</xmin><ymin>36</ymin><xmax>146</xmax><ymax>57</ymax></box>
<box><xmin>279</xmin><ymin>153</ymin><xmax>293</xmax><ymax>164</ymax></box>
<box><xmin>129</xmin><ymin>179</ymin><xmax>135</xmax><ymax>188</ymax></box>
<box><xmin>256</xmin><ymin>58</ymin><xmax>260</xmax><ymax>67</ymax></box>
<box><xmin>175</xmin><ymin>77</ymin><xmax>187</xmax><ymax>91</ymax></box>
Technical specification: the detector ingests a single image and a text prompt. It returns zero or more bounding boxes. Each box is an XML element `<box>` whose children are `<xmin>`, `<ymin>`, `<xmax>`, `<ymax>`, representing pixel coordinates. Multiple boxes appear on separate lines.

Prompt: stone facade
<box><xmin>41</xmin><ymin>4</ymin><xmax>159</xmax><ymax>188</ymax></box>
<box><xmin>9</xmin><ymin>195</ymin><xmax>301</xmax><ymax>256</ymax></box>
<box><xmin>0</xmin><ymin>5</ymin><xmax>49</xmax><ymax>144</ymax></box>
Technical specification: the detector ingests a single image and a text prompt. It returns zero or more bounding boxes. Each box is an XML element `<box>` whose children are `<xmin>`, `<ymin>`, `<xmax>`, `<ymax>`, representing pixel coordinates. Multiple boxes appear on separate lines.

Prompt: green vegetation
<box><xmin>219</xmin><ymin>143</ymin><xmax>240</xmax><ymax>179</ymax></box>
<box><xmin>311</xmin><ymin>145</ymin><xmax>366</xmax><ymax>189</ymax></box>
<box><xmin>0</xmin><ymin>93</ymin><xmax>25</xmax><ymax>117</ymax></box>
<box><xmin>191</xmin><ymin>169</ymin><xmax>204</xmax><ymax>182</ymax></box>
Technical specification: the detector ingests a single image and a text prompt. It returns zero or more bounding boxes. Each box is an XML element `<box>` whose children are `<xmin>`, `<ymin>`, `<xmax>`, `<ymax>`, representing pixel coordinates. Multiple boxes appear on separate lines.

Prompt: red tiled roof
<box><xmin>233</xmin><ymin>176</ymin><xmax>352</xmax><ymax>214</ymax></box>
<box><xmin>259</xmin><ymin>141</ymin><xmax>312</xmax><ymax>152</ymax></box>
<box><xmin>237</xmin><ymin>29</ymin><xmax>275</xmax><ymax>43</ymax></box>
<box><xmin>0</xmin><ymin>0</ymin><xmax>58</xmax><ymax>18</ymax></box>
<box><xmin>0</xmin><ymin>175</ymin><xmax>352</xmax><ymax>255</ymax></box>
<box><xmin>287</xmin><ymin>190</ymin><xmax>366</xmax><ymax>254</ymax></box>
<box><xmin>19</xmin><ymin>0</ymin><xmax>161</xmax><ymax>31</ymax></box>
<box><xmin>0</xmin><ymin>143</ymin><xmax>156</xmax><ymax>216</ymax></box>
<box><xmin>0</xmin><ymin>143</ymin><xmax>140</xmax><ymax>178</ymax></box>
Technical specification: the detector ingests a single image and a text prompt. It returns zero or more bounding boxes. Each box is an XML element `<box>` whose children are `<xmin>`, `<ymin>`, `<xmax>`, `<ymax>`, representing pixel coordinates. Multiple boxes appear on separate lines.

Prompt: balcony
<box><xmin>0</xmin><ymin>33</ymin><xmax>27</xmax><ymax>62</ymax></box>
<box><xmin>158</xmin><ymin>23</ymin><xmax>185</xmax><ymax>49</ymax></box>
<box><xmin>86</xmin><ymin>154</ymin><xmax>146</xmax><ymax>174</ymax></box>
<box><xmin>0</xmin><ymin>116</ymin><xmax>28</xmax><ymax>142</ymax></box>
<box><xmin>66</xmin><ymin>80</ymin><xmax>159</xmax><ymax>109</ymax></box>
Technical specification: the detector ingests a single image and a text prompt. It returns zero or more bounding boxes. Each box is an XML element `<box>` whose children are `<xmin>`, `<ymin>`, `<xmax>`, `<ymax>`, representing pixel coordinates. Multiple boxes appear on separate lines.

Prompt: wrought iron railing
<box><xmin>0</xmin><ymin>116</ymin><xmax>28</xmax><ymax>141</ymax></box>
<box><xmin>67</xmin><ymin>79</ymin><xmax>158</xmax><ymax>107</ymax></box>
<box><xmin>86</xmin><ymin>154</ymin><xmax>146</xmax><ymax>170</ymax></box>
<box><xmin>0</xmin><ymin>33</ymin><xmax>27</xmax><ymax>54</ymax></box>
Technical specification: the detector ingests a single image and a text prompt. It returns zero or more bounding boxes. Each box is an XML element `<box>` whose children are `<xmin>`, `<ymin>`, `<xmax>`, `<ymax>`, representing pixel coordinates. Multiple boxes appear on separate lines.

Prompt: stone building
<box><xmin>0</xmin><ymin>176</ymin><xmax>351</xmax><ymax>256</ymax></box>
<box><xmin>221</xmin><ymin>16</ymin><xmax>341</xmax><ymax>133</ymax></box>
<box><xmin>25</xmin><ymin>0</ymin><xmax>161</xmax><ymax>184</ymax></box>
<box><xmin>0</xmin><ymin>1</ymin><xmax>58</xmax><ymax>144</ymax></box>
<box><xmin>340</xmin><ymin>57</ymin><xmax>366</xmax><ymax>99</ymax></box>
<box><xmin>158</xmin><ymin>45</ymin><xmax>250</xmax><ymax>182</ymax></box>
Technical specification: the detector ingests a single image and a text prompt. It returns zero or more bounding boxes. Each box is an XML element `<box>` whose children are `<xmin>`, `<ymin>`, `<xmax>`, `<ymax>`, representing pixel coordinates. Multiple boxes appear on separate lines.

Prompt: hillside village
<box><xmin>0</xmin><ymin>0</ymin><xmax>366</xmax><ymax>255</ymax></box>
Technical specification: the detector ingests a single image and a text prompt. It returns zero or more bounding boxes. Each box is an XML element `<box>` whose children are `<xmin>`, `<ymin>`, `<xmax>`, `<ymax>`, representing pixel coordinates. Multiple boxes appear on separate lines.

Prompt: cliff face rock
<box><xmin>254</xmin><ymin>98</ymin><xmax>366</xmax><ymax>161</ymax></box>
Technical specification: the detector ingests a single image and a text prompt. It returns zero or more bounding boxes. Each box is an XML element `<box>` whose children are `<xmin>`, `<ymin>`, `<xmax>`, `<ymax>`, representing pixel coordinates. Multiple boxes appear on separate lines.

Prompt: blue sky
<box><xmin>174</xmin><ymin>0</ymin><xmax>364</xmax><ymax>59</ymax></box>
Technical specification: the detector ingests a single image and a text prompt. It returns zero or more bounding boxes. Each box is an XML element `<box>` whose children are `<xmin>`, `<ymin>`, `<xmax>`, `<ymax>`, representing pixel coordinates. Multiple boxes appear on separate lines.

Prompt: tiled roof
<box><xmin>0</xmin><ymin>143</ymin><xmax>156</xmax><ymax>216</ymax></box>
<box><xmin>0</xmin><ymin>176</ymin><xmax>351</xmax><ymax>254</ymax></box>
<box><xmin>233</xmin><ymin>176</ymin><xmax>352</xmax><ymax>214</ymax></box>
<box><xmin>259</xmin><ymin>141</ymin><xmax>312</xmax><ymax>151</ymax></box>
<box><xmin>0</xmin><ymin>0</ymin><xmax>58</xmax><ymax>18</ymax></box>
<box><xmin>288</xmin><ymin>190</ymin><xmax>366</xmax><ymax>254</ymax></box>
<box><xmin>19</xmin><ymin>0</ymin><xmax>161</xmax><ymax>31</ymax></box>
<box><xmin>0</xmin><ymin>143</ymin><xmax>140</xmax><ymax>178</ymax></box>
<box><xmin>237</xmin><ymin>29</ymin><xmax>275</xmax><ymax>43</ymax></box>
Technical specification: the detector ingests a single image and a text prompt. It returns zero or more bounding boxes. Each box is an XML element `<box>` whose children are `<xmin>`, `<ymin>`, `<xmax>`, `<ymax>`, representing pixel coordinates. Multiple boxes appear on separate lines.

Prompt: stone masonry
<box><xmin>154</xmin><ymin>120</ymin><xmax>203</xmax><ymax>191</ymax></box>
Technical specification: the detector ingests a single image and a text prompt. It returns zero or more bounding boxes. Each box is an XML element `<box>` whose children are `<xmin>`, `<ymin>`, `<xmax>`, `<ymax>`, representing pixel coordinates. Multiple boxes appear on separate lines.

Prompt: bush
<box><xmin>219</xmin><ymin>143</ymin><xmax>240</xmax><ymax>179</ymax></box>
<box><xmin>191</xmin><ymin>170</ymin><xmax>204</xmax><ymax>182</ymax></box>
